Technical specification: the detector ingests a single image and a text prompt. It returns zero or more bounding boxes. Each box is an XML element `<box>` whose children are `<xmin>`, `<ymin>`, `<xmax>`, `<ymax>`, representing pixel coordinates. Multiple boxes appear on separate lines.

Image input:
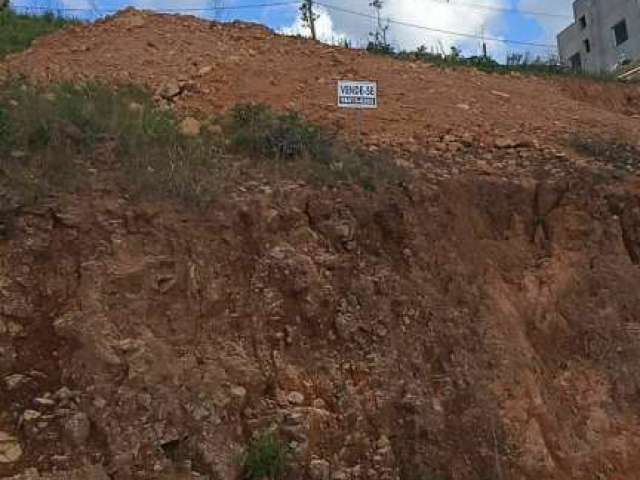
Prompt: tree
<box><xmin>299</xmin><ymin>0</ymin><xmax>318</xmax><ymax>41</ymax></box>
<box><xmin>0</xmin><ymin>0</ymin><xmax>9</xmax><ymax>12</ymax></box>
<box><xmin>367</xmin><ymin>0</ymin><xmax>392</xmax><ymax>54</ymax></box>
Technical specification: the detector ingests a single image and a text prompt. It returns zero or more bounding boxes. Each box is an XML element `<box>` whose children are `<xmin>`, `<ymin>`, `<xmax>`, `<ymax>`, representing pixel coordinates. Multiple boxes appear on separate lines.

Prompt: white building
<box><xmin>557</xmin><ymin>0</ymin><xmax>640</xmax><ymax>72</ymax></box>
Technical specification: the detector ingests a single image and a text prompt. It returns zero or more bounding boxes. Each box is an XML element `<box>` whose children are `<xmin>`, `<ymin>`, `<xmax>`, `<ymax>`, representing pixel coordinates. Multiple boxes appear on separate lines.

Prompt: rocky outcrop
<box><xmin>1</xmin><ymin>173</ymin><xmax>640</xmax><ymax>479</ymax></box>
<box><xmin>6</xmin><ymin>465</ymin><xmax>109</xmax><ymax>480</ymax></box>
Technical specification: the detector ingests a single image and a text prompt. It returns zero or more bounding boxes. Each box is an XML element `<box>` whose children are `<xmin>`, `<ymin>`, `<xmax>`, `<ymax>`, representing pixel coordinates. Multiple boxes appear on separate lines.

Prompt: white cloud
<box><xmin>52</xmin><ymin>0</ymin><xmax>576</xmax><ymax>61</ymax></box>
<box><xmin>279</xmin><ymin>1</ymin><xmax>581</xmax><ymax>61</ymax></box>
<box><xmin>518</xmin><ymin>0</ymin><xmax>574</xmax><ymax>45</ymax></box>
<box><xmin>282</xmin><ymin>0</ymin><xmax>510</xmax><ymax>56</ymax></box>
<box><xmin>56</xmin><ymin>0</ymin><xmax>218</xmax><ymax>18</ymax></box>
<box><xmin>281</xmin><ymin>5</ymin><xmax>349</xmax><ymax>44</ymax></box>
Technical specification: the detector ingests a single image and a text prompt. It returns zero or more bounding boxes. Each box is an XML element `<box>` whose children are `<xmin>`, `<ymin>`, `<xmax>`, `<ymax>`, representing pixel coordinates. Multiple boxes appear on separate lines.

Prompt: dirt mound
<box><xmin>5</xmin><ymin>9</ymin><xmax>640</xmax><ymax>163</ymax></box>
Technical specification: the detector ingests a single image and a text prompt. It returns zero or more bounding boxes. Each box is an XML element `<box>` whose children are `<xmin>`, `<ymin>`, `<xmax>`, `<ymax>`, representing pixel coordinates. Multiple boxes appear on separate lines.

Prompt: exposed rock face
<box><xmin>1</xmin><ymin>173</ymin><xmax>640</xmax><ymax>479</ymax></box>
<box><xmin>4</xmin><ymin>7</ymin><xmax>640</xmax><ymax>479</ymax></box>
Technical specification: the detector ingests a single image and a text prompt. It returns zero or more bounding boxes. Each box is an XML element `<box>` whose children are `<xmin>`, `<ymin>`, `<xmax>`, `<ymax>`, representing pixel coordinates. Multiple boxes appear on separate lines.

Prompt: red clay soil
<box><xmin>3</xmin><ymin>9</ymin><xmax>640</xmax><ymax>480</ymax></box>
<box><xmin>4</xmin><ymin>8</ymin><xmax>640</xmax><ymax>159</ymax></box>
<box><xmin>2</xmin><ymin>169</ymin><xmax>640</xmax><ymax>480</ymax></box>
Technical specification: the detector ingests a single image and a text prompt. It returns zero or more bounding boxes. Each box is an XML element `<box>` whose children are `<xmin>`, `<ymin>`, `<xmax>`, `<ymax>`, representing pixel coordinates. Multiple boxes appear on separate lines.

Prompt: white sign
<box><xmin>337</xmin><ymin>80</ymin><xmax>378</xmax><ymax>109</ymax></box>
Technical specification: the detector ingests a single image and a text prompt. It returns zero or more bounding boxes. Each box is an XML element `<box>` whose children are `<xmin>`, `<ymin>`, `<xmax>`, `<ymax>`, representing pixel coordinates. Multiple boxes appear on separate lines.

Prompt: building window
<box><xmin>570</xmin><ymin>52</ymin><xmax>582</xmax><ymax>71</ymax></box>
<box><xmin>579</xmin><ymin>15</ymin><xmax>587</xmax><ymax>29</ymax></box>
<box><xmin>583</xmin><ymin>38</ymin><xmax>591</xmax><ymax>53</ymax></box>
<box><xmin>613</xmin><ymin>19</ymin><xmax>629</xmax><ymax>46</ymax></box>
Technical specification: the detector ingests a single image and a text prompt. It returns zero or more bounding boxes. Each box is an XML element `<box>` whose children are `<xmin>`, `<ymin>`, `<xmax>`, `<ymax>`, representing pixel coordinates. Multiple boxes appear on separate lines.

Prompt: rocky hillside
<box><xmin>4</xmin><ymin>9</ymin><xmax>640</xmax><ymax>174</ymax></box>
<box><xmin>2</xmin><ymin>8</ymin><xmax>640</xmax><ymax>480</ymax></box>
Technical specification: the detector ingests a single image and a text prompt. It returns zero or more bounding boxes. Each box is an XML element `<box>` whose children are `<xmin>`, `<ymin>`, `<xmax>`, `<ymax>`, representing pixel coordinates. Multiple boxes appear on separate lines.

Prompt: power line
<box><xmin>12</xmin><ymin>0</ymin><xmax>572</xmax><ymax>19</ymax></box>
<box><xmin>13</xmin><ymin>0</ymin><xmax>559</xmax><ymax>49</ymax></box>
<box><xmin>424</xmin><ymin>0</ymin><xmax>572</xmax><ymax>20</ymax></box>
<box><xmin>316</xmin><ymin>1</ymin><xmax>558</xmax><ymax>48</ymax></box>
<box><xmin>12</xmin><ymin>1</ymin><xmax>298</xmax><ymax>13</ymax></box>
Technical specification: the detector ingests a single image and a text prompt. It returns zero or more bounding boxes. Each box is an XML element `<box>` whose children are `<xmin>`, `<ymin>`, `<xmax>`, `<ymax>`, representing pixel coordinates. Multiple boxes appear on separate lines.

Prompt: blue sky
<box><xmin>12</xmin><ymin>0</ymin><xmax>574</xmax><ymax>60</ymax></box>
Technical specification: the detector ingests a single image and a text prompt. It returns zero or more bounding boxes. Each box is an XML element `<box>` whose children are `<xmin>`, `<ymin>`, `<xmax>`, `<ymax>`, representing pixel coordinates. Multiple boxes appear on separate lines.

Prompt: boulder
<box><xmin>0</xmin><ymin>431</ymin><xmax>23</xmax><ymax>463</ymax></box>
<box><xmin>180</xmin><ymin>117</ymin><xmax>201</xmax><ymax>137</ymax></box>
<box><xmin>158</xmin><ymin>79</ymin><xmax>182</xmax><ymax>100</ymax></box>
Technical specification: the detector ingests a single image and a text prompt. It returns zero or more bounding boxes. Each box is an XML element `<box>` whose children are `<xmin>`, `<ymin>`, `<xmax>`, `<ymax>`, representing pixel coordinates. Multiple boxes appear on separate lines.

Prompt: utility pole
<box><xmin>300</xmin><ymin>0</ymin><xmax>318</xmax><ymax>41</ymax></box>
<box><xmin>481</xmin><ymin>23</ymin><xmax>488</xmax><ymax>58</ymax></box>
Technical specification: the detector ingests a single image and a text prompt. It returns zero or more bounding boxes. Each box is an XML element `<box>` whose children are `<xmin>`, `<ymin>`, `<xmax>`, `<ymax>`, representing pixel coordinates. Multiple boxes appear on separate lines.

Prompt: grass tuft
<box><xmin>0</xmin><ymin>80</ymin><xmax>224</xmax><ymax>208</ymax></box>
<box><xmin>229</xmin><ymin>103</ymin><xmax>325</xmax><ymax>160</ymax></box>
<box><xmin>240</xmin><ymin>432</ymin><xmax>291</xmax><ymax>480</ymax></box>
<box><xmin>569</xmin><ymin>133</ymin><xmax>640</xmax><ymax>176</ymax></box>
<box><xmin>226</xmin><ymin>103</ymin><xmax>406</xmax><ymax>191</ymax></box>
<box><xmin>0</xmin><ymin>9</ymin><xmax>78</xmax><ymax>59</ymax></box>
<box><xmin>0</xmin><ymin>80</ymin><xmax>408</xmax><ymax>214</ymax></box>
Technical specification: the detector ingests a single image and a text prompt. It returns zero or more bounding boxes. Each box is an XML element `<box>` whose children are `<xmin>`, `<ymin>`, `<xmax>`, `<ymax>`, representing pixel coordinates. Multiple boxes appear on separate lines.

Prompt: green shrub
<box><xmin>569</xmin><ymin>133</ymin><xmax>639</xmax><ymax>176</ymax></box>
<box><xmin>123</xmin><ymin>138</ymin><xmax>224</xmax><ymax>208</ymax></box>
<box><xmin>0</xmin><ymin>81</ymin><xmax>408</xmax><ymax>213</ymax></box>
<box><xmin>0</xmin><ymin>9</ymin><xmax>78</xmax><ymax>59</ymax></box>
<box><xmin>229</xmin><ymin>103</ymin><xmax>325</xmax><ymax>160</ymax></box>
<box><xmin>0</xmin><ymin>107</ymin><xmax>10</xmax><ymax>149</ymax></box>
<box><xmin>0</xmin><ymin>80</ymin><xmax>223</xmax><ymax>208</ymax></box>
<box><xmin>3</xmin><ymin>81</ymin><xmax>178</xmax><ymax>152</ymax></box>
<box><xmin>241</xmin><ymin>432</ymin><xmax>291</xmax><ymax>480</ymax></box>
<box><xmin>227</xmin><ymin>103</ymin><xmax>406</xmax><ymax>190</ymax></box>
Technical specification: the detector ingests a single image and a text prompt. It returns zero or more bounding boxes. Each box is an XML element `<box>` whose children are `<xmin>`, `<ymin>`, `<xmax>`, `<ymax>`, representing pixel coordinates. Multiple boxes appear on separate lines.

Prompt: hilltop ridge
<box><xmin>4</xmin><ymin>8</ymin><xmax>640</xmax><ymax>179</ymax></box>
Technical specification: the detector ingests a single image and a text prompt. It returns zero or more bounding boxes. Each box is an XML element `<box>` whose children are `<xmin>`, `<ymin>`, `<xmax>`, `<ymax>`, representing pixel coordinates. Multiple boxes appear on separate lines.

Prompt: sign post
<box><xmin>337</xmin><ymin>80</ymin><xmax>378</xmax><ymax>142</ymax></box>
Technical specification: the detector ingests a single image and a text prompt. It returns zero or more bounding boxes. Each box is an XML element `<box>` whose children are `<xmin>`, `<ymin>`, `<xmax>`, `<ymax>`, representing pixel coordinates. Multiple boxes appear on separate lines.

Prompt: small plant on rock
<box><xmin>0</xmin><ymin>107</ymin><xmax>9</xmax><ymax>149</ymax></box>
<box><xmin>241</xmin><ymin>431</ymin><xmax>291</xmax><ymax>480</ymax></box>
<box><xmin>229</xmin><ymin>103</ymin><xmax>324</xmax><ymax>160</ymax></box>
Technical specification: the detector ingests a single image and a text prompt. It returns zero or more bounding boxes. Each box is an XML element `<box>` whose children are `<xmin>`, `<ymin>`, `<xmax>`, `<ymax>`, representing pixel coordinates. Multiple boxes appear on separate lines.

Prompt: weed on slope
<box><xmin>0</xmin><ymin>80</ymin><xmax>406</xmax><ymax>211</ymax></box>
<box><xmin>0</xmin><ymin>9</ymin><xmax>78</xmax><ymax>59</ymax></box>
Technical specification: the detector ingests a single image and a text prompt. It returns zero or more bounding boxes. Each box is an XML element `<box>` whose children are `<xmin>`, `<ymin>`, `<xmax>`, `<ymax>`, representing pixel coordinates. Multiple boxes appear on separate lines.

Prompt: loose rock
<box><xmin>54</xmin><ymin>386</ymin><xmax>74</xmax><ymax>401</ymax></box>
<box><xmin>287</xmin><ymin>391</ymin><xmax>305</xmax><ymax>406</ymax></box>
<box><xmin>197</xmin><ymin>65</ymin><xmax>213</xmax><ymax>76</ymax></box>
<box><xmin>309</xmin><ymin>458</ymin><xmax>331</xmax><ymax>480</ymax></box>
<box><xmin>64</xmin><ymin>412</ymin><xmax>91</xmax><ymax>446</ymax></box>
<box><xmin>22</xmin><ymin>410</ymin><xmax>42</xmax><ymax>422</ymax></box>
<box><xmin>230</xmin><ymin>385</ymin><xmax>247</xmax><ymax>400</ymax></box>
<box><xmin>5</xmin><ymin>373</ymin><xmax>29</xmax><ymax>390</ymax></box>
<box><xmin>158</xmin><ymin>79</ymin><xmax>182</xmax><ymax>99</ymax></box>
<box><xmin>0</xmin><ymin>431</ymin><xmax>23</xmax><ymax>463</ymax></box>
<box><xmin>34</xmin><ymin>397</ymin><xmax>56</xmax><ymax>407</ymax></box>
<box><xmin>179</xmin><ymin>117</ymin><xmax>201</xmax><ymax>137</ymax></box>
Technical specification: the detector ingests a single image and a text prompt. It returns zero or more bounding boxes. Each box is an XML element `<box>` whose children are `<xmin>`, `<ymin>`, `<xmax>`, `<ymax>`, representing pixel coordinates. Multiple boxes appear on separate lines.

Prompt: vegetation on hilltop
<box><xmin>0</xmin><ymin>7</ymin><xmax>620</xmax><ymax>82</ymax></box>
<box><xmin>0</xmin><ymin>9</ymin><xmax>78</xmax><ymax>59</ymax></box>
<box><xmin>0</xmin><ymin>79</ymin><xmax>405</xmax><ymax>212</ymax></box>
